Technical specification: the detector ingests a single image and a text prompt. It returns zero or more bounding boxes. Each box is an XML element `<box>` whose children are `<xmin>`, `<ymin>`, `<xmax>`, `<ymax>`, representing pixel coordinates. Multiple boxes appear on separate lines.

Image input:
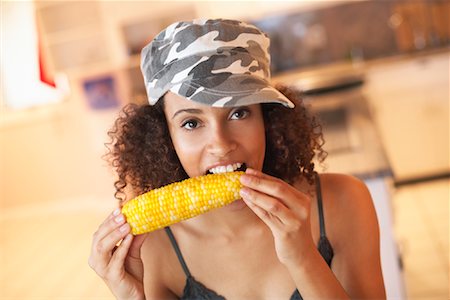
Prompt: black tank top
<box><xmin>164</xmin><ymin>172</ymin><xmax>334</xmax><ymax>300</ymax></box>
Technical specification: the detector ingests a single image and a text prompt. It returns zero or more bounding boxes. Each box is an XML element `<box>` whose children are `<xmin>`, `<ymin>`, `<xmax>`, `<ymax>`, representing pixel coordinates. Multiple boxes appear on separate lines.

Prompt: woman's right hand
<box><xmin>89</xmin><ymin>208</ymin><xmax>147</xmax><ymax>300</ymax></box>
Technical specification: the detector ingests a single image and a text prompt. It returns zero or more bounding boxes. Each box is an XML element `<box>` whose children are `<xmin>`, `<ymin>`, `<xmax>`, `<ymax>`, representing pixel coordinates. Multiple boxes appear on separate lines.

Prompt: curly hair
<box><xmin>105</xmin><ymin>84</ymin><xmax>326</xmax><ymax>204</ymax></box>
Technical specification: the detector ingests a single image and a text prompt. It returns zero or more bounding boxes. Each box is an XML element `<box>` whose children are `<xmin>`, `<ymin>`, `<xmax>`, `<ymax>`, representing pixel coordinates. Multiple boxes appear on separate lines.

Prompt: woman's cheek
<box><xmin>171</xmin><ymin>132</ymin><xmax>205</xmax><ymax>176</ymax></box>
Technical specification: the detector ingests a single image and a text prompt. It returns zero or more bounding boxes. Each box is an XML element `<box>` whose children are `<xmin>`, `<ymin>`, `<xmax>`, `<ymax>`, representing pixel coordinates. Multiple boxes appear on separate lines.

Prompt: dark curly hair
<box><xmin>106</xmin><ymin>84</ymin><xmax>326</xmax><ymax>204</ymax></box>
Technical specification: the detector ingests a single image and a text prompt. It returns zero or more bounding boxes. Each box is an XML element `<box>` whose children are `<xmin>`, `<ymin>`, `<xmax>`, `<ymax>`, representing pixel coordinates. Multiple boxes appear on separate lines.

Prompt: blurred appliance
<box><xmin>295</xmin><ymin>69</ymin><xmax>391</xmax><ymax>178</ymax></box>
<box><xmin>283</xmin><ymin>67</ymin><xmax>406</xmax><ymax>299</ymax></box>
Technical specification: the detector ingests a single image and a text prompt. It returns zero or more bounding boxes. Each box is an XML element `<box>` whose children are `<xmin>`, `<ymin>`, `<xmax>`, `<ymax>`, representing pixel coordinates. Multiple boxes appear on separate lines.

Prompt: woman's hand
<box><xmin>239</xmin><ymin>168</ymin><xmax>316</xmax><ymax>266</ymax></box>
<box><xmin>89</xmin><ymin>208</ymin><xmax>147</xmax><ymax>300</ymax></box>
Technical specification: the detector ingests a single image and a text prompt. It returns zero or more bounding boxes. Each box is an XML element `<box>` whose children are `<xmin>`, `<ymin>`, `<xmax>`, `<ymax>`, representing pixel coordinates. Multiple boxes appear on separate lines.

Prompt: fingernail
<box><xmin>240</xmin><ymin>187</ymin><xmax>251</xmax><ymax>198</ymax></box>
<box><xmin>113</xmin><ymin>208</ymin><xmax>120</xmax><ymax>216</ymax></box>
<box><xmin>119</xmin><ymin>223</ymin><xmax>130</xmax><ymax>232</ymax></box>
<box><xmin>115</xmin><ymin>215</ymin><xmax>125</xmax><ymax>223</ymax></box>
<box><xmin>240</xmin><ymin>174</ymin><xmax>251</xmax><ymax>184</ymax></box>
<box><xmin>246</xmin><ymin>168</ymin><xmax>257</xmax><ymax>174</ymax></box>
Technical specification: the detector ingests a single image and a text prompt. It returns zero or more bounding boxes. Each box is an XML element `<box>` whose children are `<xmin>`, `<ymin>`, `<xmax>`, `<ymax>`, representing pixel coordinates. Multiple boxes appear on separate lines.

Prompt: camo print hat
<box><xmin>140</xmin><ymin>18</ymin><xmax>295</xmax><ymax>108</ymax></box>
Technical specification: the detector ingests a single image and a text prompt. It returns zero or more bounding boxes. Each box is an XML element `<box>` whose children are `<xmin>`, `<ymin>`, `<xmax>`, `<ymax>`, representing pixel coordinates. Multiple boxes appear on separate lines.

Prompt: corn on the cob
<box><xmin>122</xmin><ymin>171</ymin><xmax>244</xmax><ymax>235</ymax></box>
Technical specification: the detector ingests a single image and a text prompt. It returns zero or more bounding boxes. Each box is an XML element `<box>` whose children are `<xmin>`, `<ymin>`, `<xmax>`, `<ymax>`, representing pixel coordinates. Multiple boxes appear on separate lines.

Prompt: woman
<box><xmin>89</xmin><ymin>19</ymin><xmax>386</xmax><ymax>299</ymax></box>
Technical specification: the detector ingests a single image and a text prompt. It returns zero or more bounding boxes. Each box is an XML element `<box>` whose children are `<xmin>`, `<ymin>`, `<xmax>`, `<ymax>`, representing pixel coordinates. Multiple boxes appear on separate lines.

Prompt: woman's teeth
<box><xmin>209</xmin><ymin>163</ymin><xmax>242</xmax><ymax>174</ymax></box>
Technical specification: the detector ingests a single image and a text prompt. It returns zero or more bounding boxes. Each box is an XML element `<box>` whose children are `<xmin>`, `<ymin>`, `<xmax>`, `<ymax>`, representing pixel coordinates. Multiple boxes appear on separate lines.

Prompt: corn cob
<box><xmin>122</xmin><ymin>171</ymin><xmax>244</xmax><ymax>235</ymax></box>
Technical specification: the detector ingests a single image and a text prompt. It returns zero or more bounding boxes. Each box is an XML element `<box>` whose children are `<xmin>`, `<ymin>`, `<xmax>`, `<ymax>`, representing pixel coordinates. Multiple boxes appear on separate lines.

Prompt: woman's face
<box><xmin>163</xmin><ymin>92</ymin><xmax>266</xmax><ymax>178</ymax></box>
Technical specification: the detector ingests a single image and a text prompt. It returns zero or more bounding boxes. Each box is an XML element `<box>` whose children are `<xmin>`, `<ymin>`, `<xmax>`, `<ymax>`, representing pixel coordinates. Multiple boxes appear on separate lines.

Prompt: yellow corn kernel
<box><xmin>122</xmin><ymin>171</ymin><xmax>244</xmax><ymax>235</ymax></box>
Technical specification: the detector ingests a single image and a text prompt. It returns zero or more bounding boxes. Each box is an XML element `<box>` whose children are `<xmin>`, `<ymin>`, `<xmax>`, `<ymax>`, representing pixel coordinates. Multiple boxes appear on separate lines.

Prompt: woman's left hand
<box><xmin>239</xmin><ymin>168</ymin><xmax>316</xmax><ymax>266</ymax></box>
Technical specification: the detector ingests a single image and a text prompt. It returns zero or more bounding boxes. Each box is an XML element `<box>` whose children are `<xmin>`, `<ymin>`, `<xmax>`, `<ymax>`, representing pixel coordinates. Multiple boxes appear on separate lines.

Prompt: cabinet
<box><xmin>35</xmin><ymin>1</ymin><xmax>110</xmax><ymax>75</ymax></box>
<box><xmin>390</xmin><ymin>1</ymin><xmax>449</xmax><ymax>52</ymax></box>
<box><xmin>364</xmin><ymin>52</ymin><xmax>449</xmax><ymax>182</ymax></box>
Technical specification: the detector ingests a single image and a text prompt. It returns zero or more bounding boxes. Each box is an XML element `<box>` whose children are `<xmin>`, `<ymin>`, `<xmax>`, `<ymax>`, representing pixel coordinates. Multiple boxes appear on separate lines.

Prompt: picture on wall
<box><xmin>82</xmin><ymin>75</ymin><xmax>120</xmax><ymax>110</ymax></box>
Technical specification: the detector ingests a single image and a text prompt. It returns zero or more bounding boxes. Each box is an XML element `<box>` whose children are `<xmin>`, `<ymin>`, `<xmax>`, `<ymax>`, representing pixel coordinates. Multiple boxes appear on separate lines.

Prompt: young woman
<box><xmin>89</xmin><ymin>19</ymin><xmax>386</xmax><ymax>300</ymax></box>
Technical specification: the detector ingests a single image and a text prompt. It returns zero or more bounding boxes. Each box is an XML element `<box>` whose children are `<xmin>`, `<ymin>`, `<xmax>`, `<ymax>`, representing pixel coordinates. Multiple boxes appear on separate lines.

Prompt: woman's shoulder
<box><xmin>316</xmin><ymin>173</ymin><xmax>385</xmax><ymax>296</ymax></box>
<box><xmin>296</xmin><ymin>172</ymin><xmax>372</xmax><ymax>210</ymax></box>
<box><xmin>317</xmin><ymin>173</ymin><xmax>379</xmax><ymax>247</ymax></box>
<box><xmin>319</xmin><ymin>172</ymin><xmax>372</xmax><ymax>203</ymax></box>
<box><xmin>140</xmin><ymin>230</ymin><xmax>168</xmax><ymax>274</ymax></box>
<box><xmin>140</xmin><ymin>229</ymin><xmax>184</xmax><ymax>297</ymax></box>
<box><xmin>141</xmin><ymin>228</ymin><xmax>179</xmax><ymax>268</ymax></box>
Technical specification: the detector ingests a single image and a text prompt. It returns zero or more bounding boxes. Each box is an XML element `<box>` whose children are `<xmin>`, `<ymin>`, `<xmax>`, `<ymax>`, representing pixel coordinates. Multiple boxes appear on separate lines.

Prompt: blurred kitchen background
<box><xmin>0</xmin><ymin>0</ymin><xmax>448</xmax><ymax>299</ymax></box>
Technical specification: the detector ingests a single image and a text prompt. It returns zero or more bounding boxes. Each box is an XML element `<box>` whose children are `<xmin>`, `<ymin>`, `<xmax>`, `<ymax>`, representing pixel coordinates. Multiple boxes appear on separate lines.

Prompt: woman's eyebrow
<box><xmin>172</xmin><ymin>108</ymin><xmax>203</xmax><ymax>119</ymax></box>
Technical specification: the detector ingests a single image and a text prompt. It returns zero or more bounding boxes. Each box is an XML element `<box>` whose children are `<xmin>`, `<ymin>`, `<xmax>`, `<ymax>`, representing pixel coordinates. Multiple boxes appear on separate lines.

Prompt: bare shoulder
<box><xmin>319</xmin><ymin>173</ymin><xmax>371</xmax><ymax>200</ymax></box>
<box><xmin>316</xmin><ymin>174</ymin><xmax>385</xmax><ymax>298</ymax></box>
<box><xmin>317</xmin><ymin>173</ymin><xmax>380</xmax><ymax>249</ymax></box>
<box><xmin>140</xmin><ymin>229</ymin><xmax>167</xmax><ymax>278</ymax></box>
<box><xmin>141</xmin><ymin>228</ymin><xmax>169</xmax><ymax>260</ymax></box>
<box><xmin>319</xmin><ymin>173</ymin><xmax>374</xmax><ymax>213</ymax></box>
<box><xmin>140</xmin><ymin>229</ymin><xmax>180</xmax><ymax>299</ymax></box>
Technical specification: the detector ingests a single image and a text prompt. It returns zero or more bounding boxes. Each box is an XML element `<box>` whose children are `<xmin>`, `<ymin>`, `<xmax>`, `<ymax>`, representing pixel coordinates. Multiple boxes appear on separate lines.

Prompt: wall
<box><xmin>1</xmin><ymin>1</ymin><xmax>343</xmax><ymax>209</ymax></box>
<box><xmin>3</xmin><ymin>1</ymin><xmax>447</xmax><ymax>209</ymax></box>
<box><xmin>1</xmin><ymin>1</ymin><xmax>66</xmax><ymax>109</ymax></box>
<box><xmin>0</xmin><ymin>87</ymin><xmax>117</xmax><ymax>209</ymax></box>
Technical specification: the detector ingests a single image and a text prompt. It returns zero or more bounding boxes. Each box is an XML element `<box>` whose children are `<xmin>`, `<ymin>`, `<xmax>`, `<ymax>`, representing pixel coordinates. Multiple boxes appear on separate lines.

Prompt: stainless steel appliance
<box><xmin>293</xmin><ymin>69</ymin><xmax>392</xmax><ymax>179</ymax></box>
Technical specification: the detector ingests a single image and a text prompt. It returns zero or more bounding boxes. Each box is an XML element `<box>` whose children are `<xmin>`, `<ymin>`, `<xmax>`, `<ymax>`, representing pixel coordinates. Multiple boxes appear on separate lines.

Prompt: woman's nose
<box><xmin>206</xmin><ymin>127</ymin><xmax>237</xmax><ymax>157</ymax></box>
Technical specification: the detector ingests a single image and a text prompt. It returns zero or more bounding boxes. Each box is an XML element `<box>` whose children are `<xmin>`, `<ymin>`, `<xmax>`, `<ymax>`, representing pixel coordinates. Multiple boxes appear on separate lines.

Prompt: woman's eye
<box><xmin>181</xmin><ymin>120</ymin><xmax>199</xmax><ymax>130</ymax></box>
<box><xmin>231</xmin><ymin>109</ymin><xmax>249</xmax><ymax>120</ymax></box>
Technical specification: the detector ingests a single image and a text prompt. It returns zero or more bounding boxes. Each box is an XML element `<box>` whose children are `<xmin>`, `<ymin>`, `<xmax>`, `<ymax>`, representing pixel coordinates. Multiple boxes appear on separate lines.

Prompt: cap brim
<box><xmin>168</xmin><ymin>74</ymin><xmax>295</xmax><ymax>108</ymax></box>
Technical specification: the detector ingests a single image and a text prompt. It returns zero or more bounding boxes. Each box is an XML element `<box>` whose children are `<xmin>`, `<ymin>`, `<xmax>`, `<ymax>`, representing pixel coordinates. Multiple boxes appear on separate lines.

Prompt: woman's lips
<box><xmin>205</xmin><ymin>163</ymin><xmax>247</xmax><ymax>175</ymax></box>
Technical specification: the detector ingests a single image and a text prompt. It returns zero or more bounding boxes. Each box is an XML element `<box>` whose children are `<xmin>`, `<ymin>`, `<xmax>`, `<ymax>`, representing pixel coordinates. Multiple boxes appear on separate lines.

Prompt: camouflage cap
<box><xmin>140</xmin><ymin>18</ymin><xmax>295</xmax><ymax>108</ymax></box>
